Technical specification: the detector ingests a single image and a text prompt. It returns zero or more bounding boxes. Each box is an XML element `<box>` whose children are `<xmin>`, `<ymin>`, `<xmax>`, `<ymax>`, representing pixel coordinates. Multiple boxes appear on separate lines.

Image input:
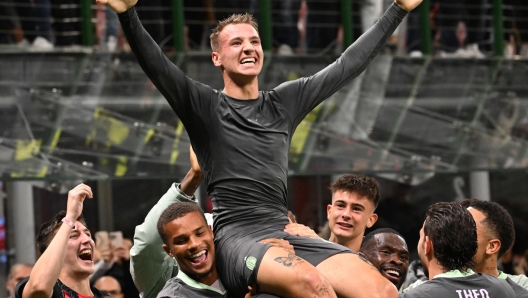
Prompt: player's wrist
<box><xmin>61</xmin><ymin>217</ymin><xmax>77</xmax><ymax>230</ymax></box>
<box><xmin>177</xmin><ymin>184</ymin><xmax>196</xmax><ymax>200</ymax></box>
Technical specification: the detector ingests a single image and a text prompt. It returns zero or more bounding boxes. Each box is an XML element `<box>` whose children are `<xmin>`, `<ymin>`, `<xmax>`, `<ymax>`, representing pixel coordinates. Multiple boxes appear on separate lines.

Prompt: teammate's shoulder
<box><xmin>506</xmin><ymin>274</ymin><xmax>528</xmax><ymax>290</ymax></box>
<box><xmin>157</xmin><ymin>277</ymin><xmax>186</xmax><ymax>297</ymax></box>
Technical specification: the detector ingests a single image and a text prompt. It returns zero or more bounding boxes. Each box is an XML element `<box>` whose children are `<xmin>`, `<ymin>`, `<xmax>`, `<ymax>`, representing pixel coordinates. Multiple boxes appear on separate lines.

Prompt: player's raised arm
<box><xmin>22</xmin><ymin>184</ymin><xmax>93</xmax><ymax>298</ymax></box>
<box><xmin>97</xmin><ymin>0</ymin><xmax>198</xmax><ymax>118</ymax></box>
<box><xmin>276</xmin><ymin>0</ymin><xmax>421</xmax><ymax>124</ymax></box>
<box><xmin>130</xmin><ymin>147</ymin><xmax>203</xmax><ymax>298</ymax></box>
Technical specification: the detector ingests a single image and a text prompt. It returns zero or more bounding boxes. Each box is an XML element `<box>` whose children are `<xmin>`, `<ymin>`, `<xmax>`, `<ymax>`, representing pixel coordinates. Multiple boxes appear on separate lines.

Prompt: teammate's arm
<box><xmin>130</xmin><ymin>147</ymin><xmax>202</xmax><ymax>298</ymax></box>
<box><xmin>22</xmin><ymin>184</ymin><xmax>93</xmax><ymax>298</ymax></box>
<box><xmin>98</xmin><ymin>0</ymin><xmax>199</xmax><ymax>119</ymax></box>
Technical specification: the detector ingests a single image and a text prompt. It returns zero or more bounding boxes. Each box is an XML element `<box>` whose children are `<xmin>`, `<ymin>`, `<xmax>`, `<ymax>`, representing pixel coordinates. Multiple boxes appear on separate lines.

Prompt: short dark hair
<box><xmin>157</xmin><ymin>202</ymin><xmax>207</xmax><ymax>245</ymax></box>
<box><xmin>330</xmin><ymin>174</ymin><xmax>380</xmax><ymax>207</ymax></box>
<box><xmin>360</xmin><ymin>228</ymin><xmax>405</xmax><ymax>250</ymax></box>
<box><xmin>35</xmin><ymin>210</ymin><xmax>87</xmax><ymax>255</ymax></box>
<box><xmin>460</xmin><ymin>199</ymin><xmax>515</xmax><ymax>258</ymax></box>
<box><xmin>424</xmin><ymin>202</ymin><xmax>477</xmax><ymax>272</ymax></box>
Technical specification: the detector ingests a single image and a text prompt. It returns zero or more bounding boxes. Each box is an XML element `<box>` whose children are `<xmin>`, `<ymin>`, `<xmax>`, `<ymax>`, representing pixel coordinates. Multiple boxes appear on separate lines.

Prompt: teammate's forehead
<box><xmin>374</xmin><ymin>233</ymin><xmax>408</xmax><ymax>251</ymax></box>
<box><xmin>168</xmin><ymin>212</ymin><xmax>208</xmax><ymax>235</ymax></box>
<box><xmin>332</xmin><ymin>191</ymin><xmax>373</xmax><ymax>206</ymax></box>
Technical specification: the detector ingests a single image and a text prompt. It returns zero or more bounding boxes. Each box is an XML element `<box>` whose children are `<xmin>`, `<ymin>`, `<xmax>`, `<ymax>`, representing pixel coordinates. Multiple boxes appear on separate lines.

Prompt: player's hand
<box><xmin>244</xmin><ymin>285</ymin><xmax>257</xmax><ymax>298</ymax></box>
<box><xmin>260</xmin><ymin>238</ymin><xmax>295</xmax><ymax>255</ymax></box>
<box><xmin>284</xmin><ymin>223</ymin><xmax>321</xmax><ymax>239</ymax></box>
<box><xmin>394</xmin><ymin>0</ymin><xmax>422</xmax><ymax>12</ymax></box>
<box><xmin>287</xmin><ymin>211</ymin><xmax>296</xmax><ymax>223</ymax></box>
<box><xmin>66</xmin><ymin>183</ymin><xmax>92</xmax><ymax>222</ymax></box>
<box><xmin>112</xmin><ymin>245</ymin><xmax>126</xmax><ymax>263</ymax></box>
<box><xmin>99</xmin><ymin>246</ymin><xmax>114</xmax><ymax>264</ymax></box>
<box><xmin>97</xmin><ymin>0</ymin><xmax>137</xmax><ymax>14</ymax></box>
<box><xmin>190</xmin><ymin>145</ymin><xmax>201</xmax><ymax>174</ymax></box>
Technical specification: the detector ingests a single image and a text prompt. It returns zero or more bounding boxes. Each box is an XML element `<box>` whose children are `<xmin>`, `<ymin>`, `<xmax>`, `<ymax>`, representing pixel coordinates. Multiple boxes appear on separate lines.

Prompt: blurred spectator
<box><xmin>271</xmin><ymin>0</ymin><xmax>302</xmax><ymax>54</ymax></box>
<box><xmin>239</xmin><ymin>0</ymin><xmax>302</xmax><ymax>54</ymax></box>
<box><xmin>135</xmin><ymin>0</ymin><xmax>166</xmax><ymax>46</ymax></box>
<box><xmin>0</xmin><ymin>0</ymin><xmax>25</xmax><ymax>44</ymax></box>
<box><xmin>402</xmin><ymin>260</ymin><xmax>427</xmax><ymax>290</ymax></box>
<box><xmin>433</xmin><ymin>0</ymin><xmax>468</xmax><ymax>52</ymax></box>
<box><xmin>504</xmin><ymin>0</ymin><xmax>528</xmax><ymax>58</ymax></box>
<box><xmin>500</xmin><ymin>247</ymin><xmax>517</xmax><ymax>275</ymax></box>
<box><xmin>6</xmin><ymin>263</ymin><xmax>32</xmax><ymax>298</ymax></box>
<box><xmin>94</xmin><ymin>276</ymin><xmax>124</xmax><ymax>298</ymax></box>
<box><xmin>105</xmin><ymin>6</ymin><xmax>119</xmax><ymax>51</ymax></box>
<box><xmin>305</xmin><ymin>0</ymin><xmax>340</xmax><ymax>53</ymax></box>
<box><xmin>358</xmin><ymin>0</ymin><xmax>399</xmax><ymax>53</ymax></box>
<box><xmin>183</xmin><ymin>0</ymin><xmax>214</xmax><ymax>50</ymax></box>
<box><xmin>96</xmin><ymin>3</ymin><xmax>121</xmax><ymax>51</ymax></box>
<box><xmin>514</xmin><ymin>249</ymin><xmax>528</xmax><ymax>276</ymax></box>
<box><xmin>213</xmin><ymin>0</ymin><xmax>248</xmax><ymax>21</ymax></box>
<box><xmin>431</xmin><ymin>0</ymin><xmax>484</xmax><ymax>57</ymax></box>
<box><xmin>14</xmin><ymin>0</ymin><xmax>53</xmax><ymax>48</ymax></box>
<box><xmin>91</xmin><ymin>237</ymin><xmax>138</xmax><ymax>298</ymax></box>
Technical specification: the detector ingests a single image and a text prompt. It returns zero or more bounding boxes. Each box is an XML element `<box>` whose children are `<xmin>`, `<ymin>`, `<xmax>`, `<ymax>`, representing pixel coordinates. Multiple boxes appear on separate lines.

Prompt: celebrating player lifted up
<box><xmin>98</xmin><ymin>0</ymin><xmax>422</xmax><ymax>296</ymax></box>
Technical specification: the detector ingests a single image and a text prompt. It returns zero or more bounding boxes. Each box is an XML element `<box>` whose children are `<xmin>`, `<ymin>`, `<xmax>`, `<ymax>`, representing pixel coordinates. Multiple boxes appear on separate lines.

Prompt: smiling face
<box><xmin>62</xmin><ymin>222</ymin><xmax>95</xmax><ymax>277</ymax></box>
<box><xmin>361</xmin><ymin>233</ymin><xmax>409</xmax><ymax>289</ymax></box>
<box><xmin>162</xmin><ymin>211</ymin><xmax>216</xmax><ymax>284</ymax></box>
<box><xmin>327</xmin><ymin>191</ymin><xmax>378</xmax><ymax>244</ymax></box>
<box><xmin>212</xmin><ymin>23</ymin><xmax>263</xmax><ymax>81</ymax></box>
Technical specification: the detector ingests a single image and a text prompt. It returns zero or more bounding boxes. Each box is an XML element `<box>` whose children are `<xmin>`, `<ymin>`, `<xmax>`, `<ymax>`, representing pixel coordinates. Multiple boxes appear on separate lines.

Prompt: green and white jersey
<box><xmin>498</xmin><ymin>271</ymin><xmax>528</xmax><ymax>297</ymax></box>
<box><xmin>398</xmin><ymin>269</ymin><xmax>516</xmax><ymax>298</ymax></box>
<box><xmin>156</xmin><ymin>271</ymin><xmax>228</xmax><ymax>298</ymax></box>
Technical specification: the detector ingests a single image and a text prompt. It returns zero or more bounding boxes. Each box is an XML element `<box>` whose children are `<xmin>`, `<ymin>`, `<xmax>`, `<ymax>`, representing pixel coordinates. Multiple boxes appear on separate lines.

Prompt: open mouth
<box><xmin>240</xmin><ymin>58</ymin><xmax>256</xmax><ymax>65</ymax></box>
<box><xmin>382</xmin><ymin>268</ymin><xmax>401</xmax><ymax>283</ymax></box>
<box><xmin>188</xmin><ymin>250</ymin><xmax>208</xmax><ymax>267</ymax></box>
<box><xmin>78</xmin><ymin>249</ymin><xmax>93</xmax><ymax>263</ymax></box>
<box><xmin>337</xmin><ymin>222</ymin><xmax>353</xmax><ymax>229</ymax></box>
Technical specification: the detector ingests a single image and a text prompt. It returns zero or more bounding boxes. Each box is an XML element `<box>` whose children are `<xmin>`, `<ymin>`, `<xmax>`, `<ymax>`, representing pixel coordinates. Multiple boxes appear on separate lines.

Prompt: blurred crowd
<box><xmin>0</xmin><ymin>0</ymin><xmax>527</xmax><ymax>57</ymax></box>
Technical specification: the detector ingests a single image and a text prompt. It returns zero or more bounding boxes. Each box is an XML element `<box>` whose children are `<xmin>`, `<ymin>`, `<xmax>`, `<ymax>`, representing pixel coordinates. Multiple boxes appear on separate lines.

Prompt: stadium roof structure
<box><xmin>1</xmin><ymin>50</ymin><xmax>527</xmax><ymax>185</ymax></box>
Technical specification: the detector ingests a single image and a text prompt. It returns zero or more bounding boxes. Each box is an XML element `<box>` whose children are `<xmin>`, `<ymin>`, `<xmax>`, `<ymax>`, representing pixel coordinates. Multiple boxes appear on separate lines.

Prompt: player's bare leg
<box><xmin>257</xmin><ymin>247</ymin><xmax>337</xmax><ymax>298</ymax></box>
<box><xmin>316</xmin><ymin>253</ymin><xmax>399</xmax><ymax>298</ymax></box>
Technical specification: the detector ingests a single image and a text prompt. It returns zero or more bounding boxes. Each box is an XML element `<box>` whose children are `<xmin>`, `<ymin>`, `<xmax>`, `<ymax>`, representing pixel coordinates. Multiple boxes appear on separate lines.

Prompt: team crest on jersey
<box><xmin>245</xmin><ymin>256</ymin><xmax>257</xmax><ymax>271</ymax></box>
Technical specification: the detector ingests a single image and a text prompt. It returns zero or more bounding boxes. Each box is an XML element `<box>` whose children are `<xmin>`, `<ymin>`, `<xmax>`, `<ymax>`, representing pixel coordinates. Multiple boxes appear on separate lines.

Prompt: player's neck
<box><xmin>473</xmin><ymin>255</ymin><xmax>499</xmax><ymax>277</ymax></box>
<box><xmin>58</xmin><ymin>272</ymin><xmax>93</xmax><ymax>296</ymax></box>
<box><xmin>191</xmin><ymin>266</ymin><xmax>219</xmax><ymax>286</ymax></box>
<box><xmin>426</xmin><ymin>260</ymin><xmax>449</xmax><ymax>280</ymax></box>
<box><xmin>329</xmin><ymin>233</ymin><xmax>362</xmax><ymax>252</ymax></box>
<box><xmin>222</xmin><ymin>74</ymin><xmax>259</xmax><ymax>99</ymax></box>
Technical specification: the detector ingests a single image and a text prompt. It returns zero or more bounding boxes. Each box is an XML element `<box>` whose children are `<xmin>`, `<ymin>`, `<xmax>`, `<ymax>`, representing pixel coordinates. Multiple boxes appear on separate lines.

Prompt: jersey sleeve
<box><xmin>273</xmin><ymin>3</ymin><xmax>407</xmax><ymax>127</ymax></box>
<box><xmin>130</xmin><ymin>183</ymin><xmax>197</xmax><ymax>298</ymax></box>
<box><xmin>118</xmin><ymin>8</ymin><xmax>216</xmax><ymax>126</ymax></box>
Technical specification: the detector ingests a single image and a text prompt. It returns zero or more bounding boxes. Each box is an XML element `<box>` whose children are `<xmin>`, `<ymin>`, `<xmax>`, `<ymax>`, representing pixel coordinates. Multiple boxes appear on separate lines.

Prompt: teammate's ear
<box><xmin>212</xmin><ymin>52</ymin><xmax>221</xmax><ymax>67</ymax></box>
<box><xmin>366</xmin><ymin>213</ymin><xmax>378</xmax><ymax>228</ymax></box>
<box><xmin>326</xmin><ymin>204</ymin><xmax>332</xmax><ymax>219</ymax></box>
<box><xmin>162</xmin><ymin>244</ymin><xmax>173</xmax><ymax>257</ymax></box>
<box><xmin>486</xmin><ymin>239</ymin><xmax>501</xmax><ymax>255</ymax></box>
<box><xmin>424</xmin><ymin>236</ymin><xmax>432</xmax><ymax>256</ymax></box>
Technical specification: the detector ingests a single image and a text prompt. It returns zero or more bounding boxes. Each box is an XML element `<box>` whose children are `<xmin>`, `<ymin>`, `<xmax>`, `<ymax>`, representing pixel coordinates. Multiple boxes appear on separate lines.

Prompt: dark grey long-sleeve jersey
<box><xmin>119</xmin><ymin>4</ymin><xmax>407</xmax><ymax>236</ymax></box>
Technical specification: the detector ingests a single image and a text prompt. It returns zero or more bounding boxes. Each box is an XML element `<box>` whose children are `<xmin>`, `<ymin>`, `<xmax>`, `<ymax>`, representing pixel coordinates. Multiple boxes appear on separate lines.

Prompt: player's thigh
<box><xmin>256</xmin><ymin>246</ymin><xmax>336</xmax><ymax>298</ymax></box>
<box><xmin>316</xmin><ymin>253</ymin><xmax>398</xmax><ymax>298</ymax></box>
